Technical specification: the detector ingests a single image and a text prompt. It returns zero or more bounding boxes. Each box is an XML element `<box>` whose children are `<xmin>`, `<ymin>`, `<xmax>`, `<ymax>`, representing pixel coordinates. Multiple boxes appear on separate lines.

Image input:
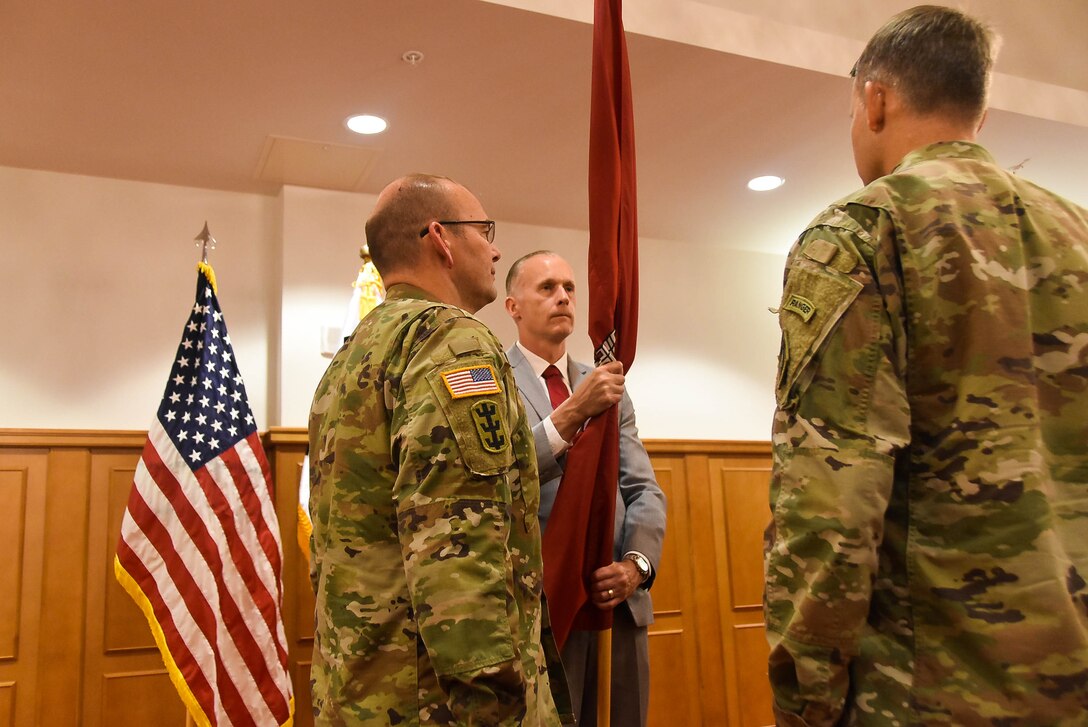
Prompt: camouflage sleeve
<box><xmin>765</xmin><ymin>205</ymin><xmax>910</xmax><ymax>725</ymax></box>
<box><xmin>391</xmin><ymin>313</ymin><xmax>531</xmax><ymax>724</ymax></box>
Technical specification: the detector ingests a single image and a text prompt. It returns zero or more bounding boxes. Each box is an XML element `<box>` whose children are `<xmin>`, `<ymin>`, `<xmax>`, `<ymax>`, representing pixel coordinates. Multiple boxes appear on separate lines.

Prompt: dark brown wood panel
<box><xmin>83</xmin><ymin>448</ymin><xmax>163</xmax><ymax>727</ymax></box>
<box><xmin>267</xmin><ymin>429</ymin><xmax>315</xmax><ymax>727</ymax></box>
<box><xmin>101</xmin><ymin>670</ymin><xmax>188</xmax><ymax>725</ymax></box>
<box><xmin>733</xmin><ymin>624</ymin><xmax>775</xmax><ymax>727</ymax></box>
<box><xmin>39</xmin><ymin>448</ymin><xmax>93</xmax><ymax>726</ymax></box>
<box><xmin>645</xmin><ymin>455</ymin><xmax>703</xmax><ymax>727</ymax></box>
<box><xmin>720</xmin><ymin>464</ymin><xmax>771</xmax><ymax>610</ymax></box>
<box><xmin>0</xmin><ymin>451</ymin><xmax>47</xmax><ymax>727</ymax></box>
<box><xmin>0</xmin><ymin>464</ymin><xmax>28</xmax><ymax>661</ymax></box>
<box><xmin>101</xmin><ymin>457</ymin><xmax>154</xmax><ymax>653</ymax></box>
<box><xmin>0</xmin><ymin>681</ymin><xmax>15</xmax><ymax>727</ymax></box>
<box><xmin>0</xmin><ymin>429</ymin><xmax>773</xmax><ymax>727</ymax></box>
<box><xmin>709</xmin><ymin>452</ymin><xmax>774</xmax><ymax>727</ymax></box>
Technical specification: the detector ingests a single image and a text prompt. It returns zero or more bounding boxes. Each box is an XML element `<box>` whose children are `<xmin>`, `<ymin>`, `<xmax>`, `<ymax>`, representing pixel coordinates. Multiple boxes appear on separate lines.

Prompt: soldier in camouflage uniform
<box><xmin>309</xmin><ymin>174</ymin><xmax>571</xmax><ymax>725</ymax></box>
<box><xmin>765</xmin><ymin>6</ymin><xmax>1088</xmax><ymax>726</ymax></box>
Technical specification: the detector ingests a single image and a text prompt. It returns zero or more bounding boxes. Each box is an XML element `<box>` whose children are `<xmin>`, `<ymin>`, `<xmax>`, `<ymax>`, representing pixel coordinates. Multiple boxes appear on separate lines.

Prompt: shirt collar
<box><xmin>515</xmin><ymin>341</ymin><xmax>570</xmax><ymax>388</ymax></box>
<box><xmin>892</xmin><ymin>140</ymin><xmax>996</xmax><ymax>175</ymax></box>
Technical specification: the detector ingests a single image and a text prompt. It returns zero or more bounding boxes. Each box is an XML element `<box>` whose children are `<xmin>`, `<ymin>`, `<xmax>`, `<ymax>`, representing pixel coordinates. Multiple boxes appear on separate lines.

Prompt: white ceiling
<box><xmin>2</xmin><ymin>0</ymin><xmax>1086</xmax><ymax>254</ymax></box>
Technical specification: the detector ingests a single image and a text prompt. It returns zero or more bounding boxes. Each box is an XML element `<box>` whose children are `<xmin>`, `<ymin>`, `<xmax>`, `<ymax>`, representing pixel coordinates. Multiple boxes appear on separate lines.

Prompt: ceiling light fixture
<box><xmin>748</xmin><ymin>175</ymin><xmax>785</xmax><ymax>192</ymax></box>
<box><xmin>345</xmin><ymin>114</ymin><xmax>387</xmax><ymax>135</ymax></box>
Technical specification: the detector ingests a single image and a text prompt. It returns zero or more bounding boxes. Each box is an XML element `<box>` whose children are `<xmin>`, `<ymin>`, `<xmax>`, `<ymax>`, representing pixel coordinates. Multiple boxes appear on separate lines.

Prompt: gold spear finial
<box><xmin>195</xmin><ymin>222</ymin><xmax>217</xmax><ymax>263</ymax></box>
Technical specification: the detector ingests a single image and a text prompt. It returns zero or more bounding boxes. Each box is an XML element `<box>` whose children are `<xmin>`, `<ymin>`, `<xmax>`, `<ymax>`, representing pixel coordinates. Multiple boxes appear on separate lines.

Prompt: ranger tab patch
<box><xmin>784</xmin><ymin>294</ymin><xmax>817</xmax><ymax>322</ymax></box>
<box><xmin>441</xmin><ymin>365</ymin><xmax>501</xmax><ymax>399</ymax></box>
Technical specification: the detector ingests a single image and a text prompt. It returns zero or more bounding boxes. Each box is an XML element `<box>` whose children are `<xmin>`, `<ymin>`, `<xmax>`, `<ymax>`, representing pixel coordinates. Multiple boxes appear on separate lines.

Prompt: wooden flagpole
<box><xmin>597</xmin><ymin>628</ymin><xmax>612</xmax><ymax>727</ymax></box>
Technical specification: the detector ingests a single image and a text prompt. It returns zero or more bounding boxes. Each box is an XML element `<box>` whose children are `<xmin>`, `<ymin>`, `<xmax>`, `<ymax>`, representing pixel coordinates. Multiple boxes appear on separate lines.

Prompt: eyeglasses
<box><xmin>419</xmin><ymin>220</ymin><xmax>496</xmax><ymax>244</ymax></box>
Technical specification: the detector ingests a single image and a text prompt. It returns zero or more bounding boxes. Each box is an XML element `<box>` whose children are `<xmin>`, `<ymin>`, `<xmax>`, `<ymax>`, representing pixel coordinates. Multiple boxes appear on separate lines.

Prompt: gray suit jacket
<box><xmin>507</xmin><ymin>344</ymin><xmax>666</xmax><ymax>627</ymax></box>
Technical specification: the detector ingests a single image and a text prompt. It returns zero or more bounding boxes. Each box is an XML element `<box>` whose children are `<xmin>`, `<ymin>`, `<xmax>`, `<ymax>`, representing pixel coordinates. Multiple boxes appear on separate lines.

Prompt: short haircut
<box><xmin>505</xmin><ymin>250</ymin><xmax>558</xmax><ymax>295</ymax></box>
<box><xmin>365</xmin><ymin>173</ymin><xmax>459</xmax><ymax>274</ymax></box>
<box><xmin>852</xmin><ymin>5</ymin><xmax>997</xmax><ymax>124</ymax></box>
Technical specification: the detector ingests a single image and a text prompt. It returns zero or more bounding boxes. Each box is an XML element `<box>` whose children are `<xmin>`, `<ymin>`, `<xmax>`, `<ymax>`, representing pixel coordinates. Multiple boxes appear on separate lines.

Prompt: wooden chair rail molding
<box><xmin>0</xmin><ymin>428</ymin><xmax>774</xmax><ymax>727</ymax></box>
<box><xmin>0</xmin><ymin>427</ymin><xmax>770</xmax><ymax>454</ymax></box>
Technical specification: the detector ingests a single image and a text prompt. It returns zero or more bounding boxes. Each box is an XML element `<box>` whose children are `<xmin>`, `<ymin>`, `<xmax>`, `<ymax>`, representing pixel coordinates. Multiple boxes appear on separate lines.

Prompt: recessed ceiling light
<box><xmin>748</xmin><ymin>175</ymin><xmax>785</xmax><ymax>192</ymax></box>
<box><xmin>346</xmin><ymin>114</ymin><xmax>387</xmax><ymax>135</ymax></box>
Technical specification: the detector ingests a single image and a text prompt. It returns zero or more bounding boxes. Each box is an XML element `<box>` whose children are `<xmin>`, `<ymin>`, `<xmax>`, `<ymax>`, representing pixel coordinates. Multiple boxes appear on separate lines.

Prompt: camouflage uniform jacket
<box><xmin>766</xmin><ymin>141</ymin><xmax>1088</xmax><ymax>726</ymax></box>
<box><xmin>309</xmin><ymin>284</ymin><xmax>571</xmax><ymax>726</ymax></box>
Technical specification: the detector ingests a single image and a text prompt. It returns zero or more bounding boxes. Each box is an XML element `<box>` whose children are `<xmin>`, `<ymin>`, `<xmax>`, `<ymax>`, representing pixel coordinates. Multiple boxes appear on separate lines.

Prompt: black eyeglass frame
<box><xmin>419</xmin><ymin>220</ymin><xmax>496</xmax><ymax>243</ymax></box>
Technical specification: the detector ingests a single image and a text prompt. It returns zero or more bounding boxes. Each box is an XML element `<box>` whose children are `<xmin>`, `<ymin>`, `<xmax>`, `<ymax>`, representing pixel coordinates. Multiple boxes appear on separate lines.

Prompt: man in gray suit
<box><xmin>504</xmin><ymin>250</ymin><xmax>667</xmax><ymax>727</ymax></box>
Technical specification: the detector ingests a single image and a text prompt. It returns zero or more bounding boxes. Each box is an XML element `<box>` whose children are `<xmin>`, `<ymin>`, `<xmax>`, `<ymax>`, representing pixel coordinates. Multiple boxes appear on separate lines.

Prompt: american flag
<box><xmin>114</xmin><ymin>264</ymin><xmax>294</xmax><ymax>726</ymax></box>
<box><xmin>441</xmin><ymin>365</ymin><xmax>501</xmax><ymax>398</ymax></box>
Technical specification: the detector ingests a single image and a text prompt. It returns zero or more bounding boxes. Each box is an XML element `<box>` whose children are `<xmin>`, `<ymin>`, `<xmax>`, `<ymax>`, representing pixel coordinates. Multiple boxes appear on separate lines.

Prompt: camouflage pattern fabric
<box><xmin>765</xmin><ymin>141</ymin><xmax>1088</xmax><ymax>726</ymax></box>
<box><xmin>309</xmin><ymin>284</ymin><xmax>571</xmax><ymax>725</ymax></box>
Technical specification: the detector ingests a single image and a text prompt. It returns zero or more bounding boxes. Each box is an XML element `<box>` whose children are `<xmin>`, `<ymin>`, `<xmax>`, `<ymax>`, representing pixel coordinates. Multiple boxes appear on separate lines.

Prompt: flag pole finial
<box><xmin>195</xmin><ymin>222</ymin><xmax>217</xmax><ymax>263</ymax></box>
<box><xmin>359</xmin><ymin>243</ymin><xmax>372</xmax><ymax>262</ymax></box>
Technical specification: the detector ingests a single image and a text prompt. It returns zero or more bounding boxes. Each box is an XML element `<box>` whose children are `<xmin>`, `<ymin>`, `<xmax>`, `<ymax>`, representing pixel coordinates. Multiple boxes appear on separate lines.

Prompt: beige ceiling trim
<box><xmin>482</xmin><ymin>0</ymin><xmax>1088</xmax><ymax>128</ymax></box>
<box><xmin>481</xmin><ymin>0</ymin><xmax>858</xmax><ymax>76</ymax></box>
<box><xmin>989</xmin><ymin>75</ymin><xmax>1088</xmax><ymax>128</ymax></box>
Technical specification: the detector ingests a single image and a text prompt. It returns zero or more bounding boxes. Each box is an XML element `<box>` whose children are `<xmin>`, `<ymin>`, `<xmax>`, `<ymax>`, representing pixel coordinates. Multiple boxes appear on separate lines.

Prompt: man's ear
<box><xmin>863</xmin><ymin>80</ymin><xmax>887</xmax><ymax>132</ymax></box>
<box><xmin>421</xmin><ymin>223</ymin><xmax>455</xmax><ymax>268</ymax></box>
<box><xmin>504</xmin><ymin>295</ymin><xmax>518</xmax><ymax>320</ymax></box>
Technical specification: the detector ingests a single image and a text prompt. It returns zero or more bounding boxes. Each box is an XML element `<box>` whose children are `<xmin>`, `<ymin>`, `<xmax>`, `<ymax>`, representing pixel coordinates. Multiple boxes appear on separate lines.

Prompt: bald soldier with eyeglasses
<box><xmin>308</xmin><ymin>174</ymin><xmax>572</xmax><ymax>726</ymax></box>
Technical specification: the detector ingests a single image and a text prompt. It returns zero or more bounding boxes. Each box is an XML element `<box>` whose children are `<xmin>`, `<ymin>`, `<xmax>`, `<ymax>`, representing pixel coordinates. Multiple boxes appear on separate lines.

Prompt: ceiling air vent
<box><xmin>255</xmin><ymin>135</ymin><xmax>379</xmax><ymax>192</ymax></box>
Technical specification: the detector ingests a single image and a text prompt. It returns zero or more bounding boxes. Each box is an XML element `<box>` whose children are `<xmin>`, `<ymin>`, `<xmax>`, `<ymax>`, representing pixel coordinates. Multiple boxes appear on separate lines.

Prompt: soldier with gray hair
<box><xmin>765</xmin><ymin>5</ymin><xmax>1088</xmax><ymax>725</ymax></box>
<box><xmin>308</xmin><ymin>174</ymin><xmax>570</xmax><ymax>725</ymax></box>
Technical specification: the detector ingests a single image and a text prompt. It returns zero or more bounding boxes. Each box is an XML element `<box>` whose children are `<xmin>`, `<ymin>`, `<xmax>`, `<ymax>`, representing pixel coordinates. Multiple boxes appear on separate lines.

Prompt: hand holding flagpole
<box><xmin>540</xmin><ymin>0</ymin><xmax>639</xmax><ymax>725</ymax></box>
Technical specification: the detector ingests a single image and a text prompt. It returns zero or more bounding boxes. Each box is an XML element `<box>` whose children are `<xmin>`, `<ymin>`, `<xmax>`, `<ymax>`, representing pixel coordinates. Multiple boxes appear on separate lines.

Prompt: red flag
<box><xmin>542</xmin><ymin>0</ymin><xmax>639</xmax><ymax>649</ymax></box>
<box><xmin>115</xmin><ymin>263</ymin><xmax>294</xmax><ymax>726</ymax></box>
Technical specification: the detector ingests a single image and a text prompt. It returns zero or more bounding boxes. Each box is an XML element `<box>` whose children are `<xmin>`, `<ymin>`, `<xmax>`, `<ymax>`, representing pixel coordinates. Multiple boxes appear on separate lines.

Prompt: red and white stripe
<box><xmin>117</xmin><ymin>421</ymin><xmax>293</xmax><ymax>726</ymax></box>
<box><xmin>443</xmin><ymin>367</ymin><xmax>500</xmax><ymax>397</ymax></box>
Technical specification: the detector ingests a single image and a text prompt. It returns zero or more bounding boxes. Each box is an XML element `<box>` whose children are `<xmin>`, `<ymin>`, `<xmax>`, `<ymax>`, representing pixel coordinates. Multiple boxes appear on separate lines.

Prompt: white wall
<box><xmin>0</xmin><ymin>166</ymin><xmax>277</xmax><ymax>430</ymax></box>
<box><xmin>278</xmin><ymin>185</ymin><xmax>377</xmax><ymax>427</ymax></box>
<box><xmin>0</xmin><ymin>166</ymin><xmax>784</xmax><ymax>440</ymax></box>
<box><xmin>475</xmin><ymin>223</ymin><xmax>785</xmax><ymax>441</ymax></box>
<box><xmin>629</xmin><ymin>237</ymin><xmax>784</xmax><ymax>440</ymax></box>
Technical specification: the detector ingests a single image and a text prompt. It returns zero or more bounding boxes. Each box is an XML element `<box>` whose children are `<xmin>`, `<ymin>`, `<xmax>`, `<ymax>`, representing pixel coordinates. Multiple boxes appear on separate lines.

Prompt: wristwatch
<box><xmin>624</xmin><ymin>552</ymin><xmax>651</xmax><ymax>584</ymax></box>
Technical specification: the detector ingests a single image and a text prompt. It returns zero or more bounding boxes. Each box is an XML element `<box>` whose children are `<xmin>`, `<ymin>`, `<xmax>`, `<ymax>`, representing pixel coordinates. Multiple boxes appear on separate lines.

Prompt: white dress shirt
<box><xmin>514</xmin><ymin>341</ymin><xmax>571</xmax><ymax>457</ymax></box>
<box><xmin>514</xmin><ymin>342</ymin><xmax>651</xmax><ymax>580</ymax></box>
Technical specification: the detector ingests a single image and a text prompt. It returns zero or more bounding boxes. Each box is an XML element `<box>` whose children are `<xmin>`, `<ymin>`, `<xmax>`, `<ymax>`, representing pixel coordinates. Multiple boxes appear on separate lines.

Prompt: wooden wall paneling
<box><xmin>0</xmin><ymin>430</ymin><xmax>777</xmax><ymax>727</ymax></box>
<box><xmin>710</xmin><ymin>454</ymin><xmax>774</xmax><ymax>727</ymax></box>
<box><xmin>100</xmin><ymin>669</ymin><xmax>188</xmax><ymax>724</ymax></box>
<box><xmin>644</xmin><ymin>455</ymin><xmax>703</xmax><ymax>727</ymax></box>
<box><xmin>0</xmin><ymin>681</ymin><xmax>13</xmax><ymax>727</ymax></box>
<box><xmin>38</xmin><ymin>448</ymin><xmax>94</xmax><ymax>727</ymax></box>
<box><xmin>681</xmin><ymin>453</ymin><xmax>732</xmax><ymax>725</ymax></box>
<box><xmin>265</xmin><ymin>429</ymin><xmax>314</xmax><ymax>727</ymax></box>
<box><xmin>82</xmin><ymin>447</ymin><xmax>188</xmax><ymax>726</ymax></box>
<box><xmin>0</xmin><ymin>451</ymin><xmax>47</xmax><ymax>727</ymax></box>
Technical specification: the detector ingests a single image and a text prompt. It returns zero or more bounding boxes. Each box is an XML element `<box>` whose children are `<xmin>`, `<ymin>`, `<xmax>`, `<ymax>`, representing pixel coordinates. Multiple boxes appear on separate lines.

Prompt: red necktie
<box><xmin>542</xmin><ymin>364</ymin><xmax>570</xmax><ymax>410</ymax></box>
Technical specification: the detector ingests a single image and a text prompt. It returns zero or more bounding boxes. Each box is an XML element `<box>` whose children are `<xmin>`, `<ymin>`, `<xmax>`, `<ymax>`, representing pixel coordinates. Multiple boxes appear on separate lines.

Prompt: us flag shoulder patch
<box><xmin>441</xmin><ymin>365</ymin><xmax>501</xmax><ymax>398</ymax></box>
